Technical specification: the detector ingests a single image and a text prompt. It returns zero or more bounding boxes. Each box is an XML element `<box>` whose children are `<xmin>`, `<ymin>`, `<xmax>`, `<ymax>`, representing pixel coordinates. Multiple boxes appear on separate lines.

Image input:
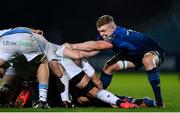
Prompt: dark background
<box><xmin>1</xmin><ymin>0</ymin><xmax>180</xmax><ymax>71</ymax></box>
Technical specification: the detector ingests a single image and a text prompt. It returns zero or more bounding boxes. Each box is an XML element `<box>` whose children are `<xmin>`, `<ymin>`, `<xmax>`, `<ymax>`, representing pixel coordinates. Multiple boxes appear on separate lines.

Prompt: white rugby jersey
<box><xmin>0</xmin><ymin>29</ymin><xmax>12</xmax><ymax>36</ymax></box>
<box><xmin>0</xmin><ymin>29</ymin><xmax>50</xmax><ymax>61</ymax></box>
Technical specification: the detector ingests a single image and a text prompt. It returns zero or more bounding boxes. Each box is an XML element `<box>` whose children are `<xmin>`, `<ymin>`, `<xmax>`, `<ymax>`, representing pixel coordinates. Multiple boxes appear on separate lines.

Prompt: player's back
<box><xmin>110</xmin><ymin>26</ymin><xmax>164</xmax><ymax>56</ymax></box>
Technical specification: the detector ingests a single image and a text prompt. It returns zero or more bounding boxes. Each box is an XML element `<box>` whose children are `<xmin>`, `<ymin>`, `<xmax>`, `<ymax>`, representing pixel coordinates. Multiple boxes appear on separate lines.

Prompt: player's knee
<box><xmin>77</xmin><ymin>96</ymin><xmax>90</xmax><ymax>104</ymax></box>
<box><xmin>142</xmin><ymin>56</ymin><xmax>156</xmax><ymax>68</ymax></box>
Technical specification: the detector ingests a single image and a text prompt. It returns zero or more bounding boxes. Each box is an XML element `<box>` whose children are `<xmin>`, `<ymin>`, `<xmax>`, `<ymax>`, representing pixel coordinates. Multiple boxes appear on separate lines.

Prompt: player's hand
<box><xmin>63</xmin><ymin>43</ymin><xmax>72</xmax><ymax>49</ymax></box>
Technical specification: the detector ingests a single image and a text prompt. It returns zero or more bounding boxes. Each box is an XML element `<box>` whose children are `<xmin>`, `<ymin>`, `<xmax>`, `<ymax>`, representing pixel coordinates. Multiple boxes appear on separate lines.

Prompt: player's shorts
<box><xmin>59</xmin><ymin>58</ymin><xmax>83</xmax><ymax>80</ymax></box>
<box><xmin>134</xmin><ymin>50</ymin><xmax>164</xmax><ymax>68</ymax></box>
<box><xmin>107</xmin><ymin>50</ymin><xmax>165</xmax><ymax>69</ymax></box>
<box><xmin>59</xmin><ymin>58</ymin><xmax>95</xmax><ymax>80</ymax></box>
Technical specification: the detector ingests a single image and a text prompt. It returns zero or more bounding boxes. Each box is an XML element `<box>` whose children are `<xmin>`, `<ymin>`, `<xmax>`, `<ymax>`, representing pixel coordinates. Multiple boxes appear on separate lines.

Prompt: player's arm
<box><xmin>63</xmin><ymin>48</ymin><xmax>83</xmax><ymax>59</ymax></box>
<box><xmin>56</xmin><ymin>47</ymin><xmax>99</xmax><ymax>59</ymax></box>
<box><xmin>64</xmin><ymin>40</ymin><xmax>113</xmax><ymax>51</ymax></box>
<box><xmin>78</xmin><ymin>51</ymin><xmax>100</xmax><ymax>57</ymax></box>
<box><xmin>63</xmin><ymin>49</ymin><xmax>100</xmax><ymax>59</ymax></box>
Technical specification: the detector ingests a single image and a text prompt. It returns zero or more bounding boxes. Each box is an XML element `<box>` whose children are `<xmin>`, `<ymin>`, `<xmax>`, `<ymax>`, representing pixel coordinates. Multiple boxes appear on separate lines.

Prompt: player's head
<box><xmin>96</xmin><ymin>15</ymin><xmax>116</xmax><ymax>39</ymax></box>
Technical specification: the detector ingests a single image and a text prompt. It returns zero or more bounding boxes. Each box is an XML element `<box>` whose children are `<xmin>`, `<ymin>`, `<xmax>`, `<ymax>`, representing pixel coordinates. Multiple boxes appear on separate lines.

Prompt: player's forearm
<box><xmin>80</xmin><ymin>51</ymin><xmax>99</xmax><ymax>57</ymax></box>
<box><xmin>71</xmin><ymin>41</ymin><xmax>100</xmax><ymax>51</ymax></box>
<box><xmin>72</xmin><ymin>41</ymin><xmax>113</xmax><ymax>51</ymax></box>
<box><xmin>63</xmin><ymin>48</ymin><xmax>84</xmax><ymax>59</ymax></box>
<box><xmin>63</xmin><ymin>49</ymin><xmax>97</xmax><ymax>59</ymax></box>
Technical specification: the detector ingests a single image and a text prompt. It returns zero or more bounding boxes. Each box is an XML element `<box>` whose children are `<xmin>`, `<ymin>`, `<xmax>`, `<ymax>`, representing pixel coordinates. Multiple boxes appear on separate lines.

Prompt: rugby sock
<box><xmin>96</xmin><ymin>89</ymin><xmax>121</xmax><ymax>105</ymax></box>
<box><xmin>60</xmin><ymin>73</ymin><xmax>71</xmax><ymax>102</ymax></box>
<box><xmin>147</xmin><ymin>68</ymin><xmax>162</xmax><ymax>101</ymax></box>
<box><xmin>100</xmin><ymin>71</ymin><xmax>113</xmax><ymax>89</ymax></box>
<box><xmin>39</xmin><ymin>83</ymin><xmax>48</xmax><ymax>102</ymax></box>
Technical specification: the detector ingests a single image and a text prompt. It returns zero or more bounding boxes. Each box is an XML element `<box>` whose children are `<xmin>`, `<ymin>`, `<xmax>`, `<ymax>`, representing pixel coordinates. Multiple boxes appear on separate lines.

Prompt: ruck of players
<box><xmin>0</xmin><ymin>15</ymin><xmax>165</xmax><ymax>109</ymax></box>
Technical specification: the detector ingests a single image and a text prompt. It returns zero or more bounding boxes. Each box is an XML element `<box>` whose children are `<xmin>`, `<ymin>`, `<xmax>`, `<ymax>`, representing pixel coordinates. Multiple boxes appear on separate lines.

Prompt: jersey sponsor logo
<box><xmin>2</xmin><ymin>40</ymin><xmax>33</xmax><ymax>47</ymax></box>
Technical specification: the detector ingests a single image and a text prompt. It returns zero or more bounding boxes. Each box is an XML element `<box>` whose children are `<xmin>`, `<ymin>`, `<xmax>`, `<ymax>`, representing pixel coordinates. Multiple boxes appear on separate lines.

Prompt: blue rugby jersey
<box><xmin>97</xmin><ymin>26</ymin><xmax>164</xmax><ymax>57</ymax></box>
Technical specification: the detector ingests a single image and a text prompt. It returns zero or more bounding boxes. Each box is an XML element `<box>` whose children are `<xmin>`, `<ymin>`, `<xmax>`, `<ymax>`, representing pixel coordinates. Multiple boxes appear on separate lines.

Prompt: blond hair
<box><xmin>96</xmin><ymin>15</ymin><xmax>114</xmax><ymax>28</ymax></box>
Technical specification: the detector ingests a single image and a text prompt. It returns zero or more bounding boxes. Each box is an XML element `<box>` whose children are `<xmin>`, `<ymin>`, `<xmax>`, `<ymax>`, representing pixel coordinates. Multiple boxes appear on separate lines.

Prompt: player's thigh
<box><xmin>49</xmin><ymin>60</ymin><xmax>63</xmax><ymax>77</ymax></box>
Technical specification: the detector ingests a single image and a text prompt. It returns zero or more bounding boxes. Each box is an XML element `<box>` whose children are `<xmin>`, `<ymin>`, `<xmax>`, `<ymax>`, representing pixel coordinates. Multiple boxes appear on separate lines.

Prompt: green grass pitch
<box><xmin>0</xmin><ymin>72</ymin><xmax>179</xmax><ymax>112</ymax></box>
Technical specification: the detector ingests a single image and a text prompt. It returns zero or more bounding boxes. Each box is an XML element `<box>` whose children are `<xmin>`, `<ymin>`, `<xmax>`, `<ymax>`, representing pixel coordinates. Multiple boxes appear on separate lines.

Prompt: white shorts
<box><xmin>59</xmin><ymin>58</ymin><xmax>83</xmax><ymax>80</ymax></box>
<box><xmin>59</xmin><ymin>58</ymin><xmax>95</xmax><ymax>80</ymax></box>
